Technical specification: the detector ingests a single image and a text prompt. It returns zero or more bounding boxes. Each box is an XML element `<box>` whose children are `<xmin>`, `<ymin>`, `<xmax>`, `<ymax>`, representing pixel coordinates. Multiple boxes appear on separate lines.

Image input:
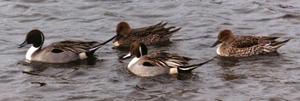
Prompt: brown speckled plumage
<box><xmin>212</xmin><ymin>29</ymin><xmax>290</xmax><ymax>57</ymax></box>
<box><xmin>113</xmin><ymin>21</ymin><xmax>181</xmax><ymax>47</ymax></box>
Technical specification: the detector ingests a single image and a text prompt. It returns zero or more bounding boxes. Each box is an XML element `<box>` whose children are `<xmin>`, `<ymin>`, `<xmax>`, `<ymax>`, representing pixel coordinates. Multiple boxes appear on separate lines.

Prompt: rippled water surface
<box><xmin>1</xmin><ymin>0</ymin><xmax>300</xmax><ymax>100</ymax></box>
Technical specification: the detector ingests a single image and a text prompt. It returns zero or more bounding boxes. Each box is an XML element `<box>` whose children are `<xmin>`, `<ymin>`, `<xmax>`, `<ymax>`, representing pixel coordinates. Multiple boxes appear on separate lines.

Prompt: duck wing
<box><xmin>230</xmin><ymin>36</ymin><xmax>264</xmax><ymax>48</ymax></box>
<box><xmin>232</xmin><ymin>36</ymin><xmax>281</xmax><ymax>48</ymax></box>
<box><xmin>44</xmin><ymin>40</ymin><xmax>100</xmax><ymax>53</ymax></box>
<box><xmin>142</xmin><ymin>52</ymin><xmax>196</xmax><ymax>68</ymax></box>
<box><xmin>130</xmin><ymin>21</ymin><xmax>181</xmax><ymax>37</ymax></box>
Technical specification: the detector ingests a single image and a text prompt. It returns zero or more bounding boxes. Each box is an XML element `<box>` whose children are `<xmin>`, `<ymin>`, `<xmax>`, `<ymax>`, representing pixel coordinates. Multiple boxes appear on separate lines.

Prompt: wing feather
<box><xmin>44</xmin><ymin>40</ymin><xmax>99</xmax><ymax>53</ymax></box>
<box><xmin>142</xmin><ymin>52</ymin><xmax>196</xmax><ymax>68</ymax></box>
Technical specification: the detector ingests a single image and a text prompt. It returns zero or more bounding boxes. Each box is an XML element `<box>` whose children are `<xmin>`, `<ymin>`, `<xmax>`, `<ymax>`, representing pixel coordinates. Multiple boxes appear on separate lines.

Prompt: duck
<box><xmin>113</xmin><ymin>21</ymin><xmax>181</xmax><ymax>47</ymax></box>
<box><xmin>126</xmin><ymin>41</ymin><xmax>213</xmax><ymax>77</ymax></box>
<box><xmin>211</xmin><ymin>29</ymin><xmax>290</xmax><ymax>57</ymax></box>
<box><xmin>18</xmin><ymin>29</ymin><xmax>115</xmax><ymax>63</ymax></box>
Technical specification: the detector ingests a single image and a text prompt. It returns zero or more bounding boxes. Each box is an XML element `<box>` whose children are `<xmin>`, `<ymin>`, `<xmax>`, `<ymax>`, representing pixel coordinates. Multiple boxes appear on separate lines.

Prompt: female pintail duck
<box><xmin>18</xmin><ymin>29</ymin><xmax>115</xmax><ymax>63</ymax></box>
<box><xmin>113</xmin><ymin>21</ymin><xmax>181</xmax><ymax>47</ymax></box>
<box><xmin>126</xmin><ymin>41</ymin><xmax>212</xmax><ymax>77</ymax></box>
<box><xmin>211</xmin><ymin>29</ymin><xmax>290</xmax><ymax>57</ymax></box>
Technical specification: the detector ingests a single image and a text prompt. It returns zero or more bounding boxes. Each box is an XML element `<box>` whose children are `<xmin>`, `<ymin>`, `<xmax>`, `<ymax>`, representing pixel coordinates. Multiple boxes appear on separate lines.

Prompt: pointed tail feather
<box><xmin>89</xmin><ymin>35</ymin><xmax>116</xmax><ymax>51</ymax></box>
<box><xmin>270</xmin><ymin>39</ymin><xmax>290</xmax><ymax>49</ymax></box>
<box><xmin>178</xmin><ymin>58</ymin><xmax>213</xmax><ymax>73</ymax></box>
<box><xmin>169</xmin><ymin>27</ymin><xmax>181</xmax><ymax>34</ymax></box>
<box><xmin>155</xmin><ymin>21</ymin><xmax>164</xmax><ymax>26</ymax></box>
<box><xmin>160</xmin><ymin>22</ymin><xmax>168</xmax><ymax>27</ymax></box>
<box><xmin>161</xmin><ymin>27</ymin><xmax>181</xmax><ymax>39</ymax></box>
<box><xmin>165</xmin><ymin>26</ymin><xmax>176</xmax><ymax>31</ymax></box>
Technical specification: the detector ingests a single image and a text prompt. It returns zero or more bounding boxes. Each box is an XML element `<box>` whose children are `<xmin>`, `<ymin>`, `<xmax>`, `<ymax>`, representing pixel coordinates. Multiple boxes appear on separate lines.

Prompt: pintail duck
<box><xmin>211</xmin><ymin>29</ymin><xmax>290</xmax><ymax>57</ymax></box>
<box><xmin>18</xmin><ymin>29</ymin><xmax>115</xmax><ymax>63</ymax></box>
<box><xmin>113</xmin><ymin>21</ymin><xmax>181</xmax><ymax>47</ymax></box>
<box><xmin>126</xmin><ymin>41</ymin><xmax>212</xmax><ymax>77</ymax></box>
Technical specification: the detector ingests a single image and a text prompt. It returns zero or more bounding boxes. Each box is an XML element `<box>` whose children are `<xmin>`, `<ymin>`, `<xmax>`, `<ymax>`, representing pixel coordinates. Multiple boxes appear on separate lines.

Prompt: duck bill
<box><xmin>18</xmin><ymin>41</ymin><xmax>28</xmax><ymax>48</ymax></box>
<box><xmin>123</xmin><ymin>52</ymin><xmax>132</xmax><ymax>59</ymax></box>
<box><xmin>113</xmin><ymin>35</ymin><xmax>120</xmax><ymax>43</ymax></box>
<box><xmin>211</xmin><ymin>40</ymin><xmax>221</xmax><ymax>47</ymax></box>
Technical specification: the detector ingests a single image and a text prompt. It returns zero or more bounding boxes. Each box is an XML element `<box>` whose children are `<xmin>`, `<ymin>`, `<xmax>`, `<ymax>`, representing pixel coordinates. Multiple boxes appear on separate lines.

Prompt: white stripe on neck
<box><xmin>26</xmin><ymin>46</ymin><xmax>39</xmax><ymax>60</ymax></box>
<box><xmin>139</xmin><ymin>46</ymin><xmax>142</xmax><ymax>57</ymax></box>
<box><xmin>128</xmin><ymin>57</ymin><xmax>139</xmax><ymax>68</ymax></box>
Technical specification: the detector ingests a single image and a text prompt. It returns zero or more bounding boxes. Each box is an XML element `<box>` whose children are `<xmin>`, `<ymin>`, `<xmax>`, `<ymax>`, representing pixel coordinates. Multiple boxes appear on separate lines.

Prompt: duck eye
<box><xmin>51</xmin><ymin>49</ymin><xmax>64</xmax><ymax>53</ymax></box>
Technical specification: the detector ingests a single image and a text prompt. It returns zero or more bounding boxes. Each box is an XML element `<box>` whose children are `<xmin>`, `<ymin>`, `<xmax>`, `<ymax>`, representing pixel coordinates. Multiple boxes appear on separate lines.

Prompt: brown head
<box><xmin>113</xmin><ymin>21</ymin><xmax>132</xmax><ymax>47</ymax></box>
<box><xmin>18</xmin><ymin>29</ymin><xmax>44</xmax><ymax>48</ymax></box>
<box><xmin>130</xmin><ymin>41</ymin><xmax>148</xmax><ymax>58</ymax></box>
<box><xmin>116</xmin><ymin>21</ymin><xmax>131</xmax><ymax>37</ymax></box>
<box><xmin>211</xmin><ymin>29</ymin><xmax>234</xmax><ymax>47</ymax></box>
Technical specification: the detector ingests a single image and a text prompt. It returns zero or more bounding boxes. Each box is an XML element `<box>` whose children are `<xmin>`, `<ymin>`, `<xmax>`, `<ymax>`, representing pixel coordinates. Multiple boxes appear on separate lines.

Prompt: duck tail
<box><xmin>161</xmin><ymin>27</ymin><xmax>181</xmax><ymax>39</ymax></box>
<box><xmin>263</xmin><ymin>39</ymin><xmax>290</xmax><ymax>53</ymax></box>
<box><xmin>270</xmin><ymin>39</ymin><xmax>290</xmax><ymax>49</ymax></box>
<box><xmin>89</xmin><ymin>35</ymin><xmax>116</xmax><ymax>51</ymax></box>
<box><xmin>157</xmin><ymin>21</ymin><xmax>164</xmax><ymax>25</ymax></box>
<box><xmin>177</xmin><ymin>59</ymin><xmax>213</xmax><ymax>73</ymax></box>
<box><xmin>160</xmin><ymin>22</ymin><xmax>168</xmax><ymax>27</ymax></box>
<box><xmin>169</xmin><ymin>27</ymin><xmax>181</xmax><ymax>34</ymax></box>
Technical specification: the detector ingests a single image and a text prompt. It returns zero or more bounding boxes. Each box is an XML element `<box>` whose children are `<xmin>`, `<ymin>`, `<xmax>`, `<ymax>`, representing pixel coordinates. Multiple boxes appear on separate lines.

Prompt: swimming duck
<box><xmin>126</xmin><ymin>41</ymin><xmax>212</xmax><ymax>77</ymax></box>
<box><xmin>18</xmin><ymin>29</ymin><xmax>115</xmax><ymax>63</ymax></box>
<box><xmin>211</xmin><ymin>29</ymin><xmax>290</xmax><ymax>57</ymax></box>
<box><xmin>113</xmin><ymin>21</ymin><xmax>181</xmax><ymax>47</ymax></box>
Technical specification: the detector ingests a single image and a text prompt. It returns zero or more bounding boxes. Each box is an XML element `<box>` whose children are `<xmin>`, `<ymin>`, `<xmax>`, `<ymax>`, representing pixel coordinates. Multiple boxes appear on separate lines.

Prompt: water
<box><xmin>0</xmin><ymin>0</ymin><xmax>300</xmax><ymax>100</ymax></box>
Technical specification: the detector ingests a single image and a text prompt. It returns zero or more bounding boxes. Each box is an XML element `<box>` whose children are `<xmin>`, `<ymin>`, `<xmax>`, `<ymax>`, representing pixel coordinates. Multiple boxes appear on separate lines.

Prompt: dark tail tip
<box><xmin>90</xmin><ymin>35</ymin><xmax>116</xmax><ymax>51</ymax></box>
<box><xmin>178</xmin><ymin>58</ymin><xmax>214</xmax><ymax>73</ymax></box>
<box><xmin>156</xmin><ymin>21</ymin><xmax>164</xmax><ymax>26</ymax></box>
<box><xmin>169</xmin><ymin>27</ymin><xmax>181</xmax><ymax>34</ymax></box>
<box><xmin>161</xmin><ymin>22</ymin><xmax>168</xmax><ymax>27</ymax></box>
<box><xmin>271</xmin><ymin>38</ymin><xmax>290</xmax><ymax>47</ymax></box>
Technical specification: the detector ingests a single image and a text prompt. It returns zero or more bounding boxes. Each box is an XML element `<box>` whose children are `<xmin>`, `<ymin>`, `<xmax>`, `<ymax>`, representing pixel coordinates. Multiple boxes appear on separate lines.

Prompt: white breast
<box><xmin>216</xmin><ymin>46</ymin><xmax>221</xmax><ymax>55</ymax></box>
<box><xmin>128</xmin><ymin>57</ymin><xmax>139</xmax><ymax>68</ymax></box>
<box><xmin>26</xmin><ymin>46</ymin><xmax>39</xmax><ymax>60</ymax></box>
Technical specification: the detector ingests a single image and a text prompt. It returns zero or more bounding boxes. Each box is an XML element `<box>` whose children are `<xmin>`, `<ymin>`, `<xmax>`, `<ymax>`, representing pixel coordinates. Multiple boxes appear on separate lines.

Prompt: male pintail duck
<box><xmin>18</xmin><ymin>29</ymin><xmax>115</xmax><ymax>63</ymax></box>
<box><xmin>126</xmin><ymin>41</ymin><xmax>212</xmax><ymax>77</ymax></box>
<box><xmin>113</xmin><ymin>21</ymin><xmax>181</xmax><ymax>47</ymax></box>
<box><xmin>211</xmin><ymin>29</ymin><xmax>290</xmax><ymax>57</ymax></box>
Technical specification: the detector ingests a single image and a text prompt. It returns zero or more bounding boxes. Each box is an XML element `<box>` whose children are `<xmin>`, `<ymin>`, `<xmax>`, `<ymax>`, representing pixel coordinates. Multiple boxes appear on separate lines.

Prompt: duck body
<box><xmin>212</xmin><ymin>30</ymin><xmax>290</xmax><ymax>57</ymax></box>
<box><xmin>27</xmin><ymin>40</ymin><xmax>99</xmax><ymax>63</ymax></box>
<box><xmin>18</xmin><ymin>29</ymin><xmax>115</xmax><ymax>63</ymax></box>
<box><xmin>113</xmin><ymin>21</ymin><xmax>181</xmax><ymax>47</ymax></box>
<box><xmin>128</xmin><ymin>52</ymin><xmax>195</xmax><ymax>77</ymax></box>
<box><xmin>127</xmin><ymin>41</ymin><xmax>212</xmax><ymax>77</ymax></box>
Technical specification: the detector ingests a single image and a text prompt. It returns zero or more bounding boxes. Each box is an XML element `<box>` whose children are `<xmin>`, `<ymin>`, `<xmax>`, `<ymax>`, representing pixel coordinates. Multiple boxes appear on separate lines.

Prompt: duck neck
<box><xmin>128</xmin><ymin>57</ymin><xmax>139</xmax><ymax>68</ymax></box>
<box><xmin>26</xmin><ymin>46</ymin><xmax>40</xmax><ymax>60</ymax></box>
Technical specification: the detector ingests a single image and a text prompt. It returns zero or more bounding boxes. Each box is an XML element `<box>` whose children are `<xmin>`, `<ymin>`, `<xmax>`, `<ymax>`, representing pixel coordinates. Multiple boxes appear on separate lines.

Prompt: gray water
<box><xmin>0</xmin><ymin>0</ymin><xmax>300</xmax><ymax>100</ymax></box>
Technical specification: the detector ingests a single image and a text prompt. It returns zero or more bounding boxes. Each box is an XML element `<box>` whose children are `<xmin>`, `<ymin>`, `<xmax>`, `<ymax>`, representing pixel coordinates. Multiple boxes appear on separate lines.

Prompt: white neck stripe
<box><xmin>26</xmin><ymin>46</ymin><xmax>39</xmax><ymax>60</ymax></box>
<box><xmin>40</xmin><ymin>33</ymin><xmax>44</xmax><ymax>47</ymax></box>
<box><xmin>139</xmin><ymin>46</ymin><xmax>142</xmax><ymax>57</ymax></box>
<box><xmin>128</xmin><ymin>57</ymin><xmax>139</xmax><ymax>68</ymax></box>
